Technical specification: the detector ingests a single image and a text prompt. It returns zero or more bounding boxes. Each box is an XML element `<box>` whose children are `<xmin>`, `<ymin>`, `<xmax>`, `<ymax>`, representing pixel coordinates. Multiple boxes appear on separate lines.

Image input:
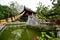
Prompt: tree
<box><xmin>0</xmin><ymin>12</ymin><xmax>5</xmax><ymax>19</ymax></box>
<box><xmin>36</xmin><ymin>2</ymin><xmax>49</xmax><ymax>19</ymax></box>
<box><xmin>36</xmin><ymin>0</ymin><xmax>60</xmax><ymax>19</ymax></box>
<box><xmin>47</xmin><ymin>0</ymin><xmax>60</xmax><ymax>19</ymax></box>
<box><xmin>9</xmin><ymin>2</ymin><xmax>19</xmax><ymax>16</ymax></box>
<box><xmin>0</xmin><ymin>5</ymin><xmax>9</xmax><ymax>19</ymax></box>
<box><xmin>0</xmin><ymin>4</ymin><xmax>14</xmax><ymax>19</ymax></box>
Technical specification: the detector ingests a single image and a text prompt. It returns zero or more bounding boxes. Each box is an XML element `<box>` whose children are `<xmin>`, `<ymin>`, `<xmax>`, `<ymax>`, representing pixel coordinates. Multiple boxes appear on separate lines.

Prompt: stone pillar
<box><xmin>56</xmin><ymin>25</ymin><xmax>60</xmax><ymax>38</ymax></box>
<box><xmin>26</xmin><ymin>13</ymin><xmax>39</xmax><ymax>26</ymax></box>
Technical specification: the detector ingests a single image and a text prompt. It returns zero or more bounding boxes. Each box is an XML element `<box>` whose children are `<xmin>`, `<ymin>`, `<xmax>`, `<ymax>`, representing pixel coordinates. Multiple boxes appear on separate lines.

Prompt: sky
<box><xmin>0</xmin><ymin>0</ymin><xmax>52</xmax><ymax>11</ymax></box>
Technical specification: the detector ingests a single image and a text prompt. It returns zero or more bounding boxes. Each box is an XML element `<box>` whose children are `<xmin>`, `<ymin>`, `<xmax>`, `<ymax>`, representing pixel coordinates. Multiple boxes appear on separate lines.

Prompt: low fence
<box><xmin>39</xmin><ymin>19</ymin><xmax>60</xmax><ymax>25</ymax></box>
<box><xmin>5</xmin><ymin>23</ymin><xmax>60</xmax><ymax>38</ymax></box>
<box><xmin>0</xmin><ymin>21</ymin><xmax>60</xmax><ymax>38</ymax></box>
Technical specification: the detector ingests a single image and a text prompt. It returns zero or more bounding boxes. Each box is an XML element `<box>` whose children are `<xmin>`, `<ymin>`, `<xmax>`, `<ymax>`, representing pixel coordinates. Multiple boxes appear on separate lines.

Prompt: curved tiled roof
<box><xmin>24</xmin><ymin>6</ymin><xmax>36</xmax><ymax>14</ymax></box>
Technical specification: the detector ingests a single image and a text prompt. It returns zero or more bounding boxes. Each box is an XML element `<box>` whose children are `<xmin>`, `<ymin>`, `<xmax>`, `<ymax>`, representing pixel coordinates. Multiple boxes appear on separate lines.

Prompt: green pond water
<box><xmin>0</xmin><ymin>25</ymin><xmax>40</xmax><ymax>40</ymax></box>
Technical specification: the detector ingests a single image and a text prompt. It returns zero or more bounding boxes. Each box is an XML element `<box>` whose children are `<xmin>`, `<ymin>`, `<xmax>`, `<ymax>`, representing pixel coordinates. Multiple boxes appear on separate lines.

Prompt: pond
<box><xmin>0</xmin><ymin>25</ymin><xmax>40</xmax><ymax>40</ymax></box>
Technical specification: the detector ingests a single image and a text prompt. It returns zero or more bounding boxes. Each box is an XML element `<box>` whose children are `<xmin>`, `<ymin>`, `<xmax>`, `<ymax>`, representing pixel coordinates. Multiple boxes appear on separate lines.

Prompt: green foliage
<box><xmin>36</xmin><ymin>0</ymin><xmax>60</xmax><ymax>19</ymax></box>
<box><xmin>10</xmin><ymin>2</ymin><xmax>19</xmax><ymax>16</ymax></box>
<box><xmin>0</xmin><ymin>5</ymin><xmax>10</xmax><ymax>19</ymax></box>
<box><xmin>48</xmin><ymin>0</ymin><xmax>60</xmax><ymax>19</ymax></box>
<box><xmin>36</xmin><ymin>2</ymin><xmax>49</xmax><ymax>19</ymax></box>
<box><xmin>0</xmin><ymin>3</ymin><xmax>18</xmax><ymax>19</ymax></box>
<box><xmin>0</xmin><ymin>12</ymin><xmax>5</xmax><ymax>19</ymax></box>
<box><xmin>37</xmin><ymin>32</ymin><xmax>60</xmax><ymax>40</ymax></box>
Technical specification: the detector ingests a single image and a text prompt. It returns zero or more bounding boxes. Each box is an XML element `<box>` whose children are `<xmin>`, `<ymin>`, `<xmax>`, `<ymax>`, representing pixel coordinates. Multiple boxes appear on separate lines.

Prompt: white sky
<box><xmin>0</xmin><ymin>0</ymin><xmax>52</xmax><ymax>11</ymax></box>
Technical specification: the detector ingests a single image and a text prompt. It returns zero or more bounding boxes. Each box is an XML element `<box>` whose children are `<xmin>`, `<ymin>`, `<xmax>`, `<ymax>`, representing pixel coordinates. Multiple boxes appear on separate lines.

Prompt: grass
<box><xmin>0</xmin><ymin>25</ymin><xmax>41</xmax><ymax>40</ymax></box>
